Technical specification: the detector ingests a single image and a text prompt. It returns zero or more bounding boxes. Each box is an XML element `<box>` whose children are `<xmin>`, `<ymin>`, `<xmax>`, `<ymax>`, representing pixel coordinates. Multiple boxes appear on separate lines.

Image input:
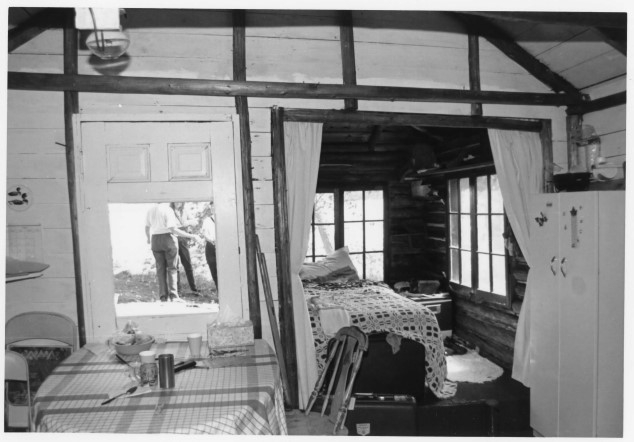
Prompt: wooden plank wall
<box><xmin>6</xmin><ymin>9</ymin><xmax>618</xmax><ymax>359</ymax></box>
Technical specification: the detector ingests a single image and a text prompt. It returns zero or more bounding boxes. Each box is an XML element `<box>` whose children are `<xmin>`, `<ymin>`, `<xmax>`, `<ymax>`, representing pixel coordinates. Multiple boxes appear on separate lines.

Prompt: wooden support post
<box><xmin>271</xmin><ymin>106</ymin><xmax>299</xmax><ymax>408</ymax></box>
<box><xmin>232</xmin><ymin>9</ymin><xmax>262</xmax><ymax>339</ymax></box>
<box><xmin>541</xmin><ymin>120</ymin><xmax>554</xmax><ymax>193</ymax></box>
<box><xmin>339</xmin><ymin>11</ymin><xmax>358</xmax><ymax>111</ymax></box>
<box><xmin>565</xmin><ymin>115</ymin><xmax>582</xmax><ymax>175</ymax></box>
<box><xmin>63</xmin><ymin>13</ymin><xmax>86</xmax><ymax>347</ymax></box>
<box><xmin>468</xmin><ymin>34</ymin><xmax>483</xmax><ymax>116</ymax></box>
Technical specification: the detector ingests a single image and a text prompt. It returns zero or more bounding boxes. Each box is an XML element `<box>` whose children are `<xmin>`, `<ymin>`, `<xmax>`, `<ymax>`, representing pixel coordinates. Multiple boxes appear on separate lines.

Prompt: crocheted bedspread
<box><xmin>304</xmin><ymin>280</ymin><xmax>457</xmax><ymax>398</ymax></box>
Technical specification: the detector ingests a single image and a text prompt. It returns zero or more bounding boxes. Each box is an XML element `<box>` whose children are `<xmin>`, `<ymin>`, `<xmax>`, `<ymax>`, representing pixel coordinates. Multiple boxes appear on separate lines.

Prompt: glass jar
<box><xmin>140</xmin><ymin>362</ymin><xmax>158</xmax><ymax>386</ymax></box>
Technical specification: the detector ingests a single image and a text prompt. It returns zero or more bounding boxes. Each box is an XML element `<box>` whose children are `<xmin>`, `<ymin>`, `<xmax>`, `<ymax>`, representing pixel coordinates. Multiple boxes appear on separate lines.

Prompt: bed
<box><xmin>301</xmin><ymin>248</ymin><xmax>457</xmax><ymax>400</ymax></box>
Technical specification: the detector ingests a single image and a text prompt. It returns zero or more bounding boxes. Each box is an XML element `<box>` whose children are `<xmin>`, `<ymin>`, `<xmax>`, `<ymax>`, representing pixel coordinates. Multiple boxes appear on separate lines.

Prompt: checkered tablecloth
<box><xmin>33</xmin><ymin>340</ymin><xmax>287</xmax><ymax>435</ymax></box>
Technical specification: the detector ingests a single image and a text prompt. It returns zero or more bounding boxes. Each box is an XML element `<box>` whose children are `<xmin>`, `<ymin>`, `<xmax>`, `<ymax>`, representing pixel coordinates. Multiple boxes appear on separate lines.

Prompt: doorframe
<box><xmin>271</xmin><ymin>106</ymin><xmax>553</xmax><ymax>407</ymax></box>
<box><xmin>73</xmin><ymin>113</ymin><xmax>248</xmax><ymax>343</ymax></box>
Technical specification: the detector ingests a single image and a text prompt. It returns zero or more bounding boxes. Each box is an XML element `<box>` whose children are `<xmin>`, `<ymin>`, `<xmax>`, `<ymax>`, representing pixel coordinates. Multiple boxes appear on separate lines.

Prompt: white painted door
<box><xmin>75</xmin><ymin>114</ymin><xmax>247</xmax><ymax>343</ymax></box>
<box><xmin>557</xmin><ymin>192</ymin><xmax>599</xmax><ymax>437</ymax></box>
<box><xmin>528</xmin><ymin>193</ymin><xmax>562</xmax><ymax>437</ymax></box>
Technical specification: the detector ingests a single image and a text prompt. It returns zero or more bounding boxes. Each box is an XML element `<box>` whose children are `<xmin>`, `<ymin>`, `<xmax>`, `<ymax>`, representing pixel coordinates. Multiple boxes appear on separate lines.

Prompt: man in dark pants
<box><xmin>201</xmin><ymin>203</ymin><xmax>218</xmax><ymax>290</ymax></box>
<box><xmin>170</xmin><ymin>202</ymin><xmax>199</xmax><ymax>296</ymax></box>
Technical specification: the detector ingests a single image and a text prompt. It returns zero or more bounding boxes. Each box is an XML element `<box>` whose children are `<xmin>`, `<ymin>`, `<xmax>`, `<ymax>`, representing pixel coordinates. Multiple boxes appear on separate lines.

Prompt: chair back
<box><xmin>304</xmin><ymin>326</ymin><xmax>368</xmax><ymax>434</ymax></box>
<box><xmin>5</xmin><ymin>350</ymin><xmax>32</xmax><ymax>430</ymax></box>
<box><xmin>5</xmin><ymin>311</ymin><xmax>79</xmax><ymax>351</ymax></box>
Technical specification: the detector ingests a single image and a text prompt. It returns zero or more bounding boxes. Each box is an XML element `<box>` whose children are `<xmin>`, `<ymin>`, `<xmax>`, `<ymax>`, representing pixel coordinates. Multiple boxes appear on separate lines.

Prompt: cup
<box><xmin>187</xmin><ymin>333</ymin><xmax>202</xmax><ymax>358</ymax></box>
<box><xmin>139</xmin><ymin>350</ymin><xmax>156</xmax><ymax>364</ymax></box>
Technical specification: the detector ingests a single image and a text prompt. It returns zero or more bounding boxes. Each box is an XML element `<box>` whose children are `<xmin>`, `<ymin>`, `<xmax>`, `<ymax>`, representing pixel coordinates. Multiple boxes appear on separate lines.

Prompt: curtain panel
<box><xmin>488</xmin><ymin>129</ymin><xmax>543</xmax><ymax>387</ymax></box>
<box><xmin>283</xmin><ymin>122</ymin><xmax>323</xmax><ymax>407</ymax></box>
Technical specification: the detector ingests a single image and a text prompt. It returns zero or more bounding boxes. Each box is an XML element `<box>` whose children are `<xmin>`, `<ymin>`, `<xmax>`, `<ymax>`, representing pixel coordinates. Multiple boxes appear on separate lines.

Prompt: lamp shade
<box><xmin>86</xmin><ymin>30</ymin><xmax>130</xmax><ymax>60</ymax></box>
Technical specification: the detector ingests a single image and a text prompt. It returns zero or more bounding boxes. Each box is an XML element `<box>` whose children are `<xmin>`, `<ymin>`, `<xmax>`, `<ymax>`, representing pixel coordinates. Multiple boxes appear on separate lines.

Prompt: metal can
<box><xmin>158</xmin><ymin>354</ymin><xmax>175</xmax><ymax>389</ymax></box>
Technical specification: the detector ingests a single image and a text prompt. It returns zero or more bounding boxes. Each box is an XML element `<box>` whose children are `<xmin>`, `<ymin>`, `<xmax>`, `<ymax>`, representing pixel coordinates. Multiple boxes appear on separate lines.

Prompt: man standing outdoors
<box><xmin>171</xmin><ymin>202</ymin><xmax>200</xmax><ymax>296</ymax></box>
<box><xmin>145</xmin><ymin>203</ymin><xmax>198</xmax><ymax>302</ymax></box>
<box><xmin>201</xmin><ymin>202</ymin><xmax>218</xmax><ymax>291</ymax></box>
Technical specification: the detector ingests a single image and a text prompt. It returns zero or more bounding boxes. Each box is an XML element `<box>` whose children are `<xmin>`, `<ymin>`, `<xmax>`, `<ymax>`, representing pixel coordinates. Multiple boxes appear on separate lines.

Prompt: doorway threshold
<box><xmin>116</xmin><ymin>300</ymin><xmax>219</xmax><ymax>318</ymax></box>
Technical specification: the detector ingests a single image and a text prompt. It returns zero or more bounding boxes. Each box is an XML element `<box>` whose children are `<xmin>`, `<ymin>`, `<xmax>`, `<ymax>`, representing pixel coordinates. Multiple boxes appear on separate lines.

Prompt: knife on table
<box><xmin>101</xmin><ymin>386</ymin><xmax>138</xmax><ymax>405</ymax></box>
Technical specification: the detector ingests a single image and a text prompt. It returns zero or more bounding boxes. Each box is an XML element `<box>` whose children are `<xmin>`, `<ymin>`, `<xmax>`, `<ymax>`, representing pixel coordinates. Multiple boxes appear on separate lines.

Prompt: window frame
<box><xmin>312</xmin><ymin>184</ymin><xmax>388</xmax><ymax>281</ymax></box>
<box><xmin>445</xmin><ymin>166</ymin><xmax>512</xmax><ymax>307</ymax></box>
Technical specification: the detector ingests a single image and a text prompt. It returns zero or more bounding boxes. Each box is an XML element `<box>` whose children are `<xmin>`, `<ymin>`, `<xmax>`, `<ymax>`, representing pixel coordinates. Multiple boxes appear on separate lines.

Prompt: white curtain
<box><xmin>488</xmin><ymin>129</ymin><xmax>543</xmax><ymax>387</ymax></box>
<box><xmin>284</xmin><ymin>121</ymin><xmax>323</xmax><ymax>408</ymax></box>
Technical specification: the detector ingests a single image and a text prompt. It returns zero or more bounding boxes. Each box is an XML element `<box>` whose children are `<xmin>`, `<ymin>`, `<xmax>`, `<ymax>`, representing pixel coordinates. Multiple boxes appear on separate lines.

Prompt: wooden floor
<box><xmin>287</xmin><ymin>370</ymin><xmax>532</xmax><ymax>437</ymax></box>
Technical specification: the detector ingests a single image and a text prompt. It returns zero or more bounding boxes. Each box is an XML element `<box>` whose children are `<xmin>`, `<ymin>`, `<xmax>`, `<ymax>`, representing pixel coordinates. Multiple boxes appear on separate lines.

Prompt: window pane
<box><xmin>314</xmin><ymin>225</ymin><xmax>335</xmax><ymax>256</ymax></box>
<box><xmin>459</xmin><ymin>178</ymin><xmax>471</xmax><ymax>213</ymax></box>
<box><xmin>492</xmin><ymin>254</ymin><xmax>507</xmax><ymax>295</ymax></box>
<box><xmin>478</xmin><ymin>253</ymin><xmax>491</xmax><ymax>292</ymax></box>
<box><xmin>365</xmin><ymin>190</ymin><xmax>383</xmax><ymax>220</ymax></box>
<box><xmin>477</xmin><ymin>215</ymin><xmax>490</xmax><ymax>253</ymax></box>
<box><xmin>476</xmin><ymin>176</ymin><xmax>489</xmax><ymax>213</ymax></box>
<box><xmin>461</xmin><ymin>250</ymin><xmax>471</xmax><ymax>286</ymax></box>
<box><xmin>448</xmin><ymin>179</ymin><xmax>459</xmax><ymax>213</ymax></box>
<box><xmin>314</xmin><ymin>193</ymin><xmax>335</xmax><ymax>223</ymax></box>
<box><xmin>449</xmin><ymin>214</ymin><xmax>459</xmax><ymax>248</ymax></box>
<box><xmin>306</xmin><ymin>228</ymin><xmax>314</xmax><ymax>260</ymax></box>
<box><xmin>344</xmin><ymin>222</ymin><xmax>364</xmax><ymax>253</ymax></box>
<box><xmin>490</xmin><ymin>175</ymin><xmax>504</xmax><ymax>213</ymax></box>
<box><xmin>344</xmin><ymin>191</ymin><xmax>363</xmax><ymax>221</ymax></box>
<box><xmin>460</xmin><ymin>214</ymin><xmax>471</xmax><ymax>250</ymax></box>
<box><xmin>365</xmin><ymin>252</ymin><xmax>384</xmax><ymax>281</ymax></box>
<box><xmin>450</xmin><ymin>248</ymin><xmax>460</xmax><ymax>282</ymax></box>
<box><xmin>350</xmin><ymin>253</ymin><xmax>364</xmax><ymax>278</ymax></box>
<box><xmin>491</xmin><ymin>215</ymin><xmax>505</xmax><ymax>254</ymax></box>
<box><xmin>365</xmin><ymin>221</ymin><xmax>383</xmax><ymax>251</ymax></box>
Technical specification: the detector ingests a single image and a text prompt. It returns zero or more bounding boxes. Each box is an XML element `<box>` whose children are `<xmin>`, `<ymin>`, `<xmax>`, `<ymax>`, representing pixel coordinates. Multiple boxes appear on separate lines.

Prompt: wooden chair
<box><xmin>5</xmin><ymin>311</ymin><xmax>79</xmax><ymax>351</ymax></box>
<box><xmin>5</xmin><ymin>350</ymin><xmax>32</xmax><ymax>431</ymax></box>
<box><xmin>303</xmin><ymin>326</ymin><xmax>369</xmax><ymax>435</ymax></box>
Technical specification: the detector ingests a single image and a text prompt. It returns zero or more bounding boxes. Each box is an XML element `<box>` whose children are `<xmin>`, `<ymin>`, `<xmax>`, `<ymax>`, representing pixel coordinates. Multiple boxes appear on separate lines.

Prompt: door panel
<box><xmin>557</xmin><ymin>192</ymin><xmax>599</xmax><ymax>436</ymax></box>
<box><xmin>528</xmin><ymin>193</ymin><xmax>561</xmax><ymax>437</ymax></box>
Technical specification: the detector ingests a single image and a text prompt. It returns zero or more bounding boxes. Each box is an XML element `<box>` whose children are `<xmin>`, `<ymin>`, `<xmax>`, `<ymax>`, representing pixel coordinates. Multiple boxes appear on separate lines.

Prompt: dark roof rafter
<box><xmin>457</xmin><ymin>11</ymin><xmax>627</xmax><ymax>29</ymax></box>
<box><xmin>9</xmin><ymin>8</ymin><xmax>69</xmax><ymax>53</ymax></box>
<box><xmin>451</xmin><ymin>12</ymin><xmax>586</xmax><ymax>101</ymax></box>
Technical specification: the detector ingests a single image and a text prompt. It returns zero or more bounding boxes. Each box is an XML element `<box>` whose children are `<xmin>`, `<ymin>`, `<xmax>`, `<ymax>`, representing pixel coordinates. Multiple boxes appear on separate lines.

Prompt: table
<box><xmin>33</xmin><ymin>339</ymin><xmax>287</xmax><ymax>435</ymax></box>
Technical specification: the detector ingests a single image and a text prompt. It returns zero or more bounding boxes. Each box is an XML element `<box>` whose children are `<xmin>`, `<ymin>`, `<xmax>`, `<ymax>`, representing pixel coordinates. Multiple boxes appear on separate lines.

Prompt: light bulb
<box><xmin>86</xmin><ymin>29</ymin><xmax>130</xmax><ymax>60</ymax></box>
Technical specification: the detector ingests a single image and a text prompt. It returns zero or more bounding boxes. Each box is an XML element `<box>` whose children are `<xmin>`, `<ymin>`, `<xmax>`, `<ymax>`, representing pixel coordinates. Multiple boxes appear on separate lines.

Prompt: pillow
<box><xmin>300</xmin><ymin>247</ymin><xmax>360</xmax><ymax>282</ymax></box>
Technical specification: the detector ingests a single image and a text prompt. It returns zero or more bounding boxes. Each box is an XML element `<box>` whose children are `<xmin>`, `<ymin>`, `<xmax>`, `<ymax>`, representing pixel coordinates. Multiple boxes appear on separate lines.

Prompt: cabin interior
<box><xmin>4</xmin><ymin>5</ymin><xmax>627</xmax><ymax>437</ymax></box>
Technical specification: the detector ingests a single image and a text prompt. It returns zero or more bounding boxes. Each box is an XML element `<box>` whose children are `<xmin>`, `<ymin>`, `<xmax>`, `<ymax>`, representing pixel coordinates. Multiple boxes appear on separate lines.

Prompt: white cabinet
<box><xmin>529</xmin><ymin>191</ymin><xmax>624</xmax><ymax>437</ymax></box>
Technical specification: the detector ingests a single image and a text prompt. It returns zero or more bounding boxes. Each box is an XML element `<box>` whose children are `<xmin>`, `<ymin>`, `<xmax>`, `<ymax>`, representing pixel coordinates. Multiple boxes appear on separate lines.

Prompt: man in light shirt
<box><xmin>145</xmin><ymin>203</ymin><xmax>198</xmax><ymax>302</ymax></box>
<box><xmin>201</xmin><ymin>203</ymin><xmax>218</xmax><ymax>290</ymax></box>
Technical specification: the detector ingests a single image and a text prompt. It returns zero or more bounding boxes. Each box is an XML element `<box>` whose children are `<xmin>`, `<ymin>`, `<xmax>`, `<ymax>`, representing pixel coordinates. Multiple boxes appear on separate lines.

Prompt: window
<box><xmin>448</xmin><ymin>174</ymin><xmax>507</xmax><ymax>298</ymax></box>
<box><xmin>307</xmin><ymin>189</ymin><xmax>385</xmax><ymax>281</ymax></box>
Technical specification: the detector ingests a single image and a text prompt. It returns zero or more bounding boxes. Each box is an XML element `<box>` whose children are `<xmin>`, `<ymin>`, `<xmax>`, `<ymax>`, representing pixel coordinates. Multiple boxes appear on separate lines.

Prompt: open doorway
<box><xmin>109</xmin><ymin>202</ymin><xmax>218</xmax><ymax>309</ymax></box>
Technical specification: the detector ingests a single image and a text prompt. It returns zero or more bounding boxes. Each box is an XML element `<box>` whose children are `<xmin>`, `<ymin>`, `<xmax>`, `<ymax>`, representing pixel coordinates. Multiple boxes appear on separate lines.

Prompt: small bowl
<box><xmin>114</xmin><ymin>337</ymin><xmax>155</xmax><ymax>356</ymax></box>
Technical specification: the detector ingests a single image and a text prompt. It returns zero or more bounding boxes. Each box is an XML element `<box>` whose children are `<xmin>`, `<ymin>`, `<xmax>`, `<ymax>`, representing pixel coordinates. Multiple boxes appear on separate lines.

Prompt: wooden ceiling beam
<box><xmin>458</xmin><ymin>11</ymin><xmax>627</xmax><ymax>29</ymax></box>
<box><xmin>9</xmin><ymin>8</ymin><xmax>67</xmax><ymax>52</ymax></box>
<box><xmin>284</xmin><ymin>108</ymin><xmax>544</xmax><ymax>132</ymax></box>
<box><xmin>566</xmin><ymin>91</ymin><xmax>626</xmax><ymax>115</ymax></box>
<box><xmin>8</xmin><ymin>72</ymin><xmax>583</xmax><ymax>107</ymax></box>
<box><xmin>451</xmin><ymin>12</ymin><xmax>586</xmax><ymax>100</ymax></box>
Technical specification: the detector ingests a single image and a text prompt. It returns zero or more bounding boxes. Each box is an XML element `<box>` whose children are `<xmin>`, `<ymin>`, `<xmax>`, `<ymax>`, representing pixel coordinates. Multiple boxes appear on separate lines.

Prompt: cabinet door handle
<box><xmin>560</xmin><ymin>257</ymin><xmax>567</xmax><ymax>277</ymax></box>
<box><xmin>550</xmin><ymin>256</ymin><xmax>558</xmax><ymax>276</ymax></box>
